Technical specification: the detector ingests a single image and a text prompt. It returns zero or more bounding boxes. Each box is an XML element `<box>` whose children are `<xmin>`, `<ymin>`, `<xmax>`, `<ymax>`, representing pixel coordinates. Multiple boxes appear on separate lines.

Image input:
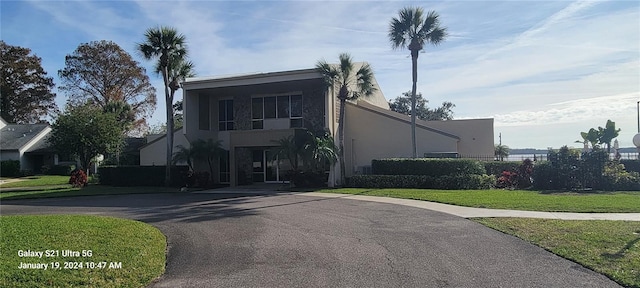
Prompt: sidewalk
<box><xmin>300</xmin><ymin>192</ymin><xmax>640</xmax><ymax>221</ymax></box>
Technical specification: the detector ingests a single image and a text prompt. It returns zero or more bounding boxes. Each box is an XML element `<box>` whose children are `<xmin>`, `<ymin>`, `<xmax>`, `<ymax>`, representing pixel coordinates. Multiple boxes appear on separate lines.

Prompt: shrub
<box><xmin>620</xmin><ymin>160</ymin><xmax>640</xmax><ymax>174</ymax></box>
<box><xmin>484</xmin><ymin>161</ymin><xmax>520</xmax><ymax>177</ymax></box>
<box><xmin>496</xmin><ymin>171</ymin><xmax>518</xmax><ymax>189</ymax></box>
<box><xmin>0</xmin><ymin>160</ymin><xmax>20</xmax><ymax>177</ymax></box>
<box><xmin>69</xmin><ymin>169</ymin><xmax>88</xmax><ymax>188</ymax></box>
<box><xmin>602</xmin><ymin>161</ymin><xmax>640</xmax><ymax>191</ymax></box>
<box><xmin>372</xmin><ymin>158</ymin><xmax>485</xmax><ymax>176</ymax></box>
<box><xmin>291</xmin><ymin>171</ymin><xmax>328</xmax><ymax>188</ymax></box>
<box><xmin>348</xmin><ymin>174</ymin><xmax>495</xmax><ymax>190</ymax></box>
<box><xmin>43</xmin><ymin>164</ymin><xmax>75</xmax><ymax>176</ymax></box>
<box><xmin>98</xmin><ymin>166</ymin><xmax>189</xmax><ymax>187</ymax></box>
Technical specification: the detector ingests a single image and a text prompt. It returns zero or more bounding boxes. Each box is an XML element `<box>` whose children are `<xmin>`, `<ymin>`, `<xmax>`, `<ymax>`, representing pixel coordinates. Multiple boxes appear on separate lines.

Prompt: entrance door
<box><xmin>252</xmin><ymin>149</ymin><xmax>291</xmax><ymax>183</ymax></box>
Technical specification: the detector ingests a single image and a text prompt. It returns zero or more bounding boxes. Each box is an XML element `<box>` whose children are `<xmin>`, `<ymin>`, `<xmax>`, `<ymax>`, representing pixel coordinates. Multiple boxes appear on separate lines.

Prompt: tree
<box><xmin>48</xmin><ymin>103</ymin><xmax>125</xmax><ymax>175</ymax></box>
<box><xmin>495</xmin><ymin>144</ymin><xmax>510</xmax><ymax>161</ymax></box>
<box><xmin>316</xmin><ymin>53</ymin><xmax>375</xmax><ymax>185</ymax></box>
<box><xmin>598</xmin><ymin>120</ymin><xmax>620</xmax><ymax>153</ymax></box>
<box><xmin>389</xmin><ymin>7</ymin><xmax>447</xmax><ymax>158</ymax></box>
<box><xmin>58</xmin><ymin>40</ymin><xmax>156</xmax><ymax>134</ymax></box>
<box><xmin>172</xmin><ymin>144</ymin><xmax>195</xmax><ymax>171</ymax></box>
<box><xmin>577</xmin><ymin>128</ymin><xmax>600</xmax><ymax>150</ymax></box>
<box><xmin>389</xmin><ymin>91</ymin><xmax>455</xmax><ymax>121</ymax></box>
<box><xmin>138</xmin><ymin>26</ymin><xmax>191</xmax><ymax>186</ymax></box>
<box><xmin>191</xmin><ymin>139</ymin><xmax>225</xmax><ymax>182</ymax></box>
<box><xmin>0</xmin><ymin>41</ymin><xmax>57</xmax><ymax>123</ymax></box>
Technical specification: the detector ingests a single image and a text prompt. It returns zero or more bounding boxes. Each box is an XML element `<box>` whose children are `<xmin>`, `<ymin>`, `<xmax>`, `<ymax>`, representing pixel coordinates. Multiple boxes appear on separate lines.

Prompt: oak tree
<box><xmin>58</xmin><ymin>40</ymin><xmax>156</xmax><ymax>134</ymax></box>
<box><xmin>0</xmin><ymin>41</ymin><xmax>57</xmax><ymax>123</ymax></box>
<box><xmin>389</xmin><ymin>91</ymin><xmax>455</xmax><ymax>121</ymax></box>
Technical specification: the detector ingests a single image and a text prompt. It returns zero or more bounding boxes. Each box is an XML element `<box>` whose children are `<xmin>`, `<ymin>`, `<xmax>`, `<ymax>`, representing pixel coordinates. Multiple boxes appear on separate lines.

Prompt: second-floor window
<box><xmin>218</xmin><ymin>99</ymin><xmax>234</xmax><ymax>131</ymax></box>
<box><xmin>252</xmin><ymin>94</ymin><xmax>303</xmax><ymax>129</ymax></box>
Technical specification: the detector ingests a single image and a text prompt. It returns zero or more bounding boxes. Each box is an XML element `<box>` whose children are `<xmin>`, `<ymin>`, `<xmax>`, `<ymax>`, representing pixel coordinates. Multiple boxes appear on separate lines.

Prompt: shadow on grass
<box><xmin>601</xmin><ymin>232</ymin><xmax>640</xmax><ymax>259</ymax></box>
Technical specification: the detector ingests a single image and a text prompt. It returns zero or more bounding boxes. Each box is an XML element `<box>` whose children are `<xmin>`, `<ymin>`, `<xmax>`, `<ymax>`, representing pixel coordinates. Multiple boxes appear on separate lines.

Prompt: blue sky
<box><xmin>2</xmin><ymin>0</ymin><xmax>639</xmax><ymax>149</ymax></box>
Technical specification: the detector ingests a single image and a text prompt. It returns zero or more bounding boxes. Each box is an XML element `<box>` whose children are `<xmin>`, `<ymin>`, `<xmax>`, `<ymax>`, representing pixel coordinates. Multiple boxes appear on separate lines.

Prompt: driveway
<box><xmin>1</xmin><ymin>192</ymin><xmax>620</xmax><ymax>288</ymax></box>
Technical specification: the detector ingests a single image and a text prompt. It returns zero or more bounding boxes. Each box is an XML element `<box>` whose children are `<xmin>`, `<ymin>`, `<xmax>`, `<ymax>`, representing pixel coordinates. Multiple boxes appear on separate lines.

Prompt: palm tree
<box><xmin>306</xmin><ymin>131</ymin><xmax>338</xmax><ymax>172</ymax></box>
<box><xmin>389</xmin><ymin>7</ymin><xmax>447</xmax><ymax>158</ymax></box>
<box><xmin>316</xmin><ymin>53</ymin><xmax>375</xmax><ymax>185</ymax></box>
<box><xmin>191</xmin><ymin>139</ymin><xmax>224</xmax><ymax>182</ymax></box>
<box><xmin>138</xmin><ymin>26</ymin><xmax>189</xmax><ymax>186</ymax></box>
<box><xmin>172</xmin><ymin>144</ymin><xmax>194</xmax><ymax>171</ymax></box>
<box><xmin>494</xmin><ymin>144</ymin><xmax>510</xmax><ymax>161</ymax></box>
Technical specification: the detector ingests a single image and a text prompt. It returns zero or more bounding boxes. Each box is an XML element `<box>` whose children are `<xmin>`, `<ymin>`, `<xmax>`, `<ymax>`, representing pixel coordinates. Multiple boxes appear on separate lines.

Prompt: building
<box><xmin>0</xmin><ymin>117</ymin><xmax>57</xmax><ymax>174</ymax></box>
<box><xmin>139</xmin><ymin>65</ymin><xmax>494</xmax><ymax>186</ymax></box>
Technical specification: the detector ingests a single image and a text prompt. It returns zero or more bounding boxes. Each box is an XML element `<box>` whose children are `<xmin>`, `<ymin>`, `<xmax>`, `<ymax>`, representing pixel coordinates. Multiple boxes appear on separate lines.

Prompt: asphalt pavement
<box><xmin>1</xmin><ymin>192</ymin><xmax>624</xmax><ymax>287</ymax></box>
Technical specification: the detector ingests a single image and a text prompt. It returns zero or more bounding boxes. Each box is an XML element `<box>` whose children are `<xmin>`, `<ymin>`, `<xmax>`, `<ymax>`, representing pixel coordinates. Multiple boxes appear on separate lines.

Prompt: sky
<box><xmin>1</xmin><ymin>0</ymin><xmax>639</xmax><ymax>149</ymax></box>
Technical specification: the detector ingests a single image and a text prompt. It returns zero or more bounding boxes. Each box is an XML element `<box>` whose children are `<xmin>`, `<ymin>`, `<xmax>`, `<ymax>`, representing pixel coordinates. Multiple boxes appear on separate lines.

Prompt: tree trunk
<box><xmin>338</xmin><ymin>98</ymin><xmax>346</xmax><ymax>186</ymax></box>
<box><xmin>411</xmin><ymin>48</ymin><xmax>419</xmax><ymax>158</ymax></box>
<box><xmin>162</xmin><ymin>66</ymin><xmax>173</xmax><ymax>187</ymax></box>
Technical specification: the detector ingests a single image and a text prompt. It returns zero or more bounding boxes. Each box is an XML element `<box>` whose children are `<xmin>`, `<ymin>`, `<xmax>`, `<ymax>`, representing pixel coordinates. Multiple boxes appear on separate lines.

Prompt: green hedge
<box><xmin>372</xmin><ymin>158</ymin><xmax>486</xmax><ymax>176</ymax></box>
<box><xmin>1</xmin><ymin>160</ymin><xmax>20</xmax><ymax>177</ymax></box>
<box><xmin>98</xmin><ymin>166</ymin><xmax>189</xmax><ymax>187</ymax></box>
<box><xmin>42</xmin><ymin>164</ymin><xmax>75</xmax><ymax>176</ymax></box>
<box><xmin>620</xmin><ymin>160</ymin><xmax>640</xmax><ymax>173</ymax></box>
<box><xmin>348</xmin><ymin>174</ymin><xmax>495</xmax><ymax>190</ymax></box>
<box><xmin>483</xmin><ymin>161</ymin><xmax>520</xmax><ymax>176</ymax></box>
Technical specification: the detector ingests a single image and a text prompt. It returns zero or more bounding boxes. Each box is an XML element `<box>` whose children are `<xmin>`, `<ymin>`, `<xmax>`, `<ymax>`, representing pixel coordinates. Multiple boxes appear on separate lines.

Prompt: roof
<box><xmin>139</xmin><ymin>127</ymin><xmax>184</xmax><ymax>150</ymax></box>
<box><xmin>0</xmin><ymin>123</ymin><xmax>50</xmax><ymax>151</ymax></box>
<box><xmin>183</xmin><ymin>68</ymin><xmax>322</xmax><ymax>91</ymax></box>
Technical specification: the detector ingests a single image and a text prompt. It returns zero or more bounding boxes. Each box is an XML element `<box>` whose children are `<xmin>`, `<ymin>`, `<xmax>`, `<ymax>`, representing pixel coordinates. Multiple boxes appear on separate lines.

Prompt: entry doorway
<box><xmin>252</xmin><ymin>149</ymin><xmax>292</xmax><ymax>183</ymax></box>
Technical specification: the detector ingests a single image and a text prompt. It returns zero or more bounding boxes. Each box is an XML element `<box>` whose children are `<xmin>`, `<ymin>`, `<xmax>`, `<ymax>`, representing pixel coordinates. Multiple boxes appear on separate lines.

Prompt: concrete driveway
<box><xmin>1</xmin><ymin>192</ymin><xmax>620</xmax><ymax>288</ymax></box>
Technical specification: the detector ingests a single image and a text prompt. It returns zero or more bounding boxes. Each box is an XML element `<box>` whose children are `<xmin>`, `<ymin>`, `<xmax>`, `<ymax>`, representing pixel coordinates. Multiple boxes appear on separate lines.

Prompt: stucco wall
<box><xmin>140</xmin><ymin>129</ymin><xmax>190</xmax><ymax>166</ymax></box>
<box><xmin>343</xmin><ymin>102</ymin><xmax>494</xmax><ymax>176</ymax></box>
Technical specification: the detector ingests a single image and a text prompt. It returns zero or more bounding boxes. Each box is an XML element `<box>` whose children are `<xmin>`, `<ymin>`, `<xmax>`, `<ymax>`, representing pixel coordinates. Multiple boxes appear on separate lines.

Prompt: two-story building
<box><xmin>140</xmin><ymin>65</ymin><xmax>494</xmax><ymax>186</ymax></box>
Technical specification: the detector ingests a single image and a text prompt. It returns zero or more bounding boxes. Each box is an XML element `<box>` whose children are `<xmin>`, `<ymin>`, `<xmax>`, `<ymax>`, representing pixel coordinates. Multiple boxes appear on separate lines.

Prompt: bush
<box><xmin>348</xmin><ymin>174</ymin><xmax>495</xmax><ymax>190</ymax></box>
<box><xmin>602</xmin><ymin>161</ymin><xmax>640</xmax><ymax>191</ymax></box>
<box><xmin>291</xmin><ymin>171</ymin><xmax>328</xmax><ymax>188</ymax></box>
<box><xmin>0</xmin><ymin>160</ymin><xmax>20</xmax><ymax>177</ymax></box>
<box><xmin>372</xmin><ymin>158</ymin><xmax>485</xmax><ymax>176</ymax></box>
<box><xmin>484</xmin><ymin>161</ymin><xmax>520</xmax><ymax>177</ymax></box>
<box><xmin>620</xmin><ymin>160</ymin><xmax>640</xmax><ymax>174</ymax></box>
<box><xmin>98</xmin><ymin>166</ymin><xmax>189</xmax><ymax>187</ymax></box>
<box><xmin>69</xmin><ymin>169</ymin><xmax>88</xmax><ymax>188</ymax></box>
<box><xmin>43</xmin><ymin>164</ymin><xmax>75</xmax><ymax>176</ymax></box>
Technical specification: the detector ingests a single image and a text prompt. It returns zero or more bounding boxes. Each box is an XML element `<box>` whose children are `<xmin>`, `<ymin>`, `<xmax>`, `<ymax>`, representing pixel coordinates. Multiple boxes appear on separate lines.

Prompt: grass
<box><xmin>315</xmin><ymin>188</ymin><xmax>640</xmax><ymax>213</ymax></box>
<box><xmin>0</xmin><ymin>175</ymin><xmax>70</xmax><ymax>188</ymax></box>
<box><xmin>0</xmin><ymin>215</ymin><xmax>166</xmax><ymax>288</ymax></box>
<box><xmin>475</xmin><ymin>218</ymin><xmax>640</xmax><ymax>288</ymax></box>
<box><xmin>0</xmin><ymin>185</ymin><xmax>186</xmax><ymax>200</ymax></box>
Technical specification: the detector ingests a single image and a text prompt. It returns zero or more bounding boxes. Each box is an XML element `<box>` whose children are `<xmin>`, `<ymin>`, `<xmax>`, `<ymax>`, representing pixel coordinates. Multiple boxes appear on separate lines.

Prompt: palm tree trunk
<box><xmin>338</xmin><ymin>98</ymin><xmax>347</xmax><ymax>185</ymax></box>
<box><xmin>163</xmin><ymin>67</ymin><xmax>173</xmax><ymax>187</ymax></box>
<box><xmin>411</xmin><ymin>49</ymin><xmax>419</xmax><ymax>158</ymax></box>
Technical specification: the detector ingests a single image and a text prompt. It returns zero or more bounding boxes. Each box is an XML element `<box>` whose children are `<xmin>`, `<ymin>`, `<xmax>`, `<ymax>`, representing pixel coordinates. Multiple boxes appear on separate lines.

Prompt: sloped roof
<box><xmin>0</xmin><ymin>123</ymin><xmax>49</xmax><ymax>151</ymax></box>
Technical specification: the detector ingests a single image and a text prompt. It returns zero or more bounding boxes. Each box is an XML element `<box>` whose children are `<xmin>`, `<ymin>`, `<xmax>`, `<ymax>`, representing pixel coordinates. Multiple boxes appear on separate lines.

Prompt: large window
<box><xmin>252</xmin><ymin>94</ymin><xmax>303</xmax><ymax>129</ymax></box>
<box><xmin>218</xmin><ymin>99</ymin><xmax>234</xmax><ymax>131</ymax></box>
<box><xmin>199</xmin><ymin>95</ymin><xmax>210</xmax><ymax>130</ymax></box>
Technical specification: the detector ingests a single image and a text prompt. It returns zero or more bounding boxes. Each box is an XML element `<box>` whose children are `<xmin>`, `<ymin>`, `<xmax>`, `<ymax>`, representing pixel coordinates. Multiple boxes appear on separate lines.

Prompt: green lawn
<box><xmin>0</xmin><ymin>175</ymin><xmax>70</xmax><ymax>188</ymax></box>
<box><xmin>0</xmin><ymin>185</ymin><xmax>185</xmax><ymax>200</ymax></box>
<box><xmin>475</xmin><ymin>218</ymin><xmax>640</xmax><ymax>288</ymax></box>
<box><xmin>0</xmin><ymin>215</ymin><xmax>166</xmax><ymax>288</ymax></box>
<box><xmin>315</xmin><ymin>188</ymin><xmax>640</xmax><ymax>213</ymax></box>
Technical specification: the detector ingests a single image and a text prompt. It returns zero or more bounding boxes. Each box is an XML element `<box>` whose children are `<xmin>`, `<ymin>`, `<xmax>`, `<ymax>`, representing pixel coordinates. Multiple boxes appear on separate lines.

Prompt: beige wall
<box><xmin>140</xmin><ymin>129</ymin><xmax>190</xmax><ymax>166</ymax></box>
<box><xmin>343</xmin><ymin>101</ymin><xmax>494</xmax><ymax>176</ymax></box>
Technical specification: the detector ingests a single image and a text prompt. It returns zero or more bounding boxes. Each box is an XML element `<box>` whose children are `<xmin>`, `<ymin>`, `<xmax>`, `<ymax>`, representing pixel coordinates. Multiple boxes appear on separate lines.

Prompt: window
<box><xmin>219</xmin><ymin>151</ymin><xmax>230</xmax><ymax>183</ymax></box>
<box><xmin>251</xmin><ymin>94</ymin><xmax>303</xmax><ymax>129</ymax></box>
<box><xmin>199</xmin><ymin>95</ymin><xmax>210</xmax><ymax>130</ymax></box>
<box><xmin>218</xmin><ymin>99</ymin><xmax>234</xmax><ymax>131</ymax></box>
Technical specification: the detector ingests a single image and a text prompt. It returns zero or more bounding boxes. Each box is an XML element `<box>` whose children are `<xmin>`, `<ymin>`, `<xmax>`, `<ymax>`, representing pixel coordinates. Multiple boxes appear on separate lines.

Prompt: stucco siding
<box><xmin>344</xmin><ymin>103</ymin><xmax>459</xmax><ymax>176</ymax></box>
<box><xmin>140</xmin><ymin>129</ymin><xmax>190</xmax><ymax>166</ymax></box>
<box><xmin>420</xmin><ymin>118</ymin><xmax>494</xmax><ymax>157</ymax></box>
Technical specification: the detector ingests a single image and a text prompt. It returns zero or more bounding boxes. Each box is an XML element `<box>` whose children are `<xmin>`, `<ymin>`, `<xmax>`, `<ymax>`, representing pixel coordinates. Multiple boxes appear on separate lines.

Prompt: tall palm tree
<box><xmin>316</xmin><ymin>53</ymin><xmax>375</xmax><ymax>185</ymax></box>
<box><xmin>389</xmin><ymin>7</ymin><xmax>447</xmax><ymax>158</ymax></box>
<box><xmin>138</xmin><ymin>26</ymin><xmax>189</xmax><ymax>186</ymax></box>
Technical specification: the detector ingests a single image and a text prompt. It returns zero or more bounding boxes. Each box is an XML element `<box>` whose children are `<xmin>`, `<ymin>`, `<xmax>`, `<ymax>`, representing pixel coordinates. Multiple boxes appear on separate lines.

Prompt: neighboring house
<box><xmin>140</xmin><ymin>65</ymin><xmax>494</xmax><ymax>186</ymax></box>
<box><xmin>0</xmin><ymin>117</ymin><xmax>58</xmax><ymax>174</ymax></box>
<box><xmin>139</xmin><ymin>128</ymin><xmax>190</xmax><ymax>166</ymax></box>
